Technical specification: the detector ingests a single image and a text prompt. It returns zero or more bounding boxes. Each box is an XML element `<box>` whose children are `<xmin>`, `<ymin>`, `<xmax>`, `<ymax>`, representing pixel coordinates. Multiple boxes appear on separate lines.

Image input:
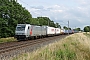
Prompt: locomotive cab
<box><xmin>15</xmin><ymin>24</ymin><xmax>31</xmax><ymax>40</ymax></box>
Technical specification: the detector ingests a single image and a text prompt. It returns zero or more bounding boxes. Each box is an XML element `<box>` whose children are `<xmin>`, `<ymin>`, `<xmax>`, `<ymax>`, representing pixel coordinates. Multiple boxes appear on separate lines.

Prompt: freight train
<box><xmin>15</xmin><ymin>24</ymin><xmax>76</xmax><ymax>41</ymax></box>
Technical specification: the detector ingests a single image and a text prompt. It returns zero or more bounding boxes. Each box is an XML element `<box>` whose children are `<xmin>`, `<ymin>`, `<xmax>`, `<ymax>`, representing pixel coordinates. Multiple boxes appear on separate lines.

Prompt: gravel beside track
<box><xmin>0</xmin><ymin>35</ymin><xmax>68</xmax><ymax>60</ymax></box>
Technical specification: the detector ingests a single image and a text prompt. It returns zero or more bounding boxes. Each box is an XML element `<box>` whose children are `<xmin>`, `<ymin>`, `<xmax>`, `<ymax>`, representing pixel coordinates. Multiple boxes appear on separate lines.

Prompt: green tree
<box><xmin>75</xmin><ymin>28</ymin><xmax>81</xmax><ymax>31</ymax></box>
<box><xmin>0</xmin><ymin>0</ymin><xmax>32</xmax><ymax>38</ymax></box>
<box><xmin>55</xmin><ymin>23</ymin><xmax>61</xmax><ymax>28</ymax></box>
<box><xmin>63</xmin><ymin>26</ymin><xmax>68</xmax><ymax>30</ymax></box>
<box><xmin>30</xmin><ymin>18</ymin><xmax>40</xmax><ymax>25</ymax></box>
<box><xmin>49</xmin><ymin>21</ymin><xmax>55</xmax><ymax>27</ymax></box>
<box><xmin>84</xmin><ymin>26</ymin><xmax>90</xmax><ymax>32</ymax></box>
<box><xmin>37</xmin><ymin>17</ymin><xmax>56</xmax><ymax>27</ymax></box>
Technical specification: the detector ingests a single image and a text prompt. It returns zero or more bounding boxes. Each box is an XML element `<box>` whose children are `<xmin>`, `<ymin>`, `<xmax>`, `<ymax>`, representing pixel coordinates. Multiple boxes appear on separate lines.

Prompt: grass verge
<box><xmin>0</xmin><ymin>37</ymin><xmax>17</xmax><ymax>43</ymax></box>
<box><xmin>12</xmin><ymin>33</ymin><xmax>90</xmax><ymax>60</ymax></box>
<box><xmin>83</xmin><ymin>32</ymin><xmax>90</xmax><ymax>38</ymax></box>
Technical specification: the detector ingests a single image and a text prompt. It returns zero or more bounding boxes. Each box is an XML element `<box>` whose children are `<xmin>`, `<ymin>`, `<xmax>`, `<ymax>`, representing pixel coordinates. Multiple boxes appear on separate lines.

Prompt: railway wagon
<box><xmin>55</xmin><ymin>28</ymin><xmax>60</xmax><ymax>35</ymax></box>
<box><xmin>64</xmin><ymin>30</ymin><xmax>74</xmax><ymax>34</ymax></box>
<box><xmin>46</xmin><ymin>26</ymin><xmax>56</xmax><ymax>36</ymax></box>
<box><xmin>64</xmin><ymin>30</ymin><xmax>68</xmax><ymax>34</ymax></box>
<box><xmin>60</xmin><ymin>29</ymin><xmax>64</xmax><ymax>35</ymax></box>
<box><xmin>73</xmin><ymin>30</ymin><xmax>79</xmax><ymax>33</ymax></box>
<box><xmin>30</xmin><ymin>25</ymin><xmax>46</xmax><ymax>39</ymax></box>
<box><xmin>68</xmin><ymin>30</ymin><xmax>72</xmax><ymax>34</ymax></box>
<box><xmin>15</xmin><ymin>24</ymin><xmax>46</xmax><ymax>40</ymax></box>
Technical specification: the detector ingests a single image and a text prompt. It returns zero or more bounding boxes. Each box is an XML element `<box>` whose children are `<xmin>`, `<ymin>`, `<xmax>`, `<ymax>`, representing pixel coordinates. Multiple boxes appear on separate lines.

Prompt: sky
<box><xmin>17</xmin><ymin>0</ymin><xmax>90</xmax><ymax>30</ymax></box>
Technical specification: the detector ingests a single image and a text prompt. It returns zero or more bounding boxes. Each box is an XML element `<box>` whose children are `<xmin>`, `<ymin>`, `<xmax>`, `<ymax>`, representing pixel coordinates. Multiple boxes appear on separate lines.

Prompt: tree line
<box><xmin>0</xmin><ymin>0</ymin><xmax>60</xmax><ymax>38</ymax></box>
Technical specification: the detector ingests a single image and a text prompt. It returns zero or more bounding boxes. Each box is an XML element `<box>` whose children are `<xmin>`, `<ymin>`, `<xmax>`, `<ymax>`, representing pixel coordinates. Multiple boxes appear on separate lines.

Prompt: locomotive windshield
<box><xmin>16</xmin><ymin>25</ymin><xmax>26</xmax><ymax>31</ymax></box>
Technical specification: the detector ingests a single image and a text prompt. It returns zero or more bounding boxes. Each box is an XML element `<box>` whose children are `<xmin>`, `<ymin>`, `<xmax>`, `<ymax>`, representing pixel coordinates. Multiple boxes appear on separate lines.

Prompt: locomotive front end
<box><xmin>15</xmin><ymin>24</ymin><xmax>27</xmax><ymax>40</ymax></box>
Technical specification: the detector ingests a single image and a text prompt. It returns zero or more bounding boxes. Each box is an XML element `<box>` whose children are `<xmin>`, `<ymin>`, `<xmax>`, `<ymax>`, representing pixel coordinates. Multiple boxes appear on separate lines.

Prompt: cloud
<box><xmin>29</xmin><ymin>4</ymin><xmax>89</xmax><ymax>27</ymax></box>
<box><xmin>31</xmin><ymin>6</ymin><xmax>44</xmax><ymax>10</ymax></box>
<box><xmin>18</xmin><ymin>0</ymin><xmax>90</xmax><ymax>30</ymax></box>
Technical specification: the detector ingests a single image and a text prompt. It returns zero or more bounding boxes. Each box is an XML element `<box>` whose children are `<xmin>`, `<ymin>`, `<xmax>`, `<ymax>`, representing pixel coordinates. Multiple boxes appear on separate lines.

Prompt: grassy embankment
<box><xmin>12</xmin><ymin>33</ymin><xmax>90</xmax><ymax>60</ymax></box>
<box><xmin>0</xmin><ymin>37</ymin><xmax>17</xmax><ymax>43</ymax></box>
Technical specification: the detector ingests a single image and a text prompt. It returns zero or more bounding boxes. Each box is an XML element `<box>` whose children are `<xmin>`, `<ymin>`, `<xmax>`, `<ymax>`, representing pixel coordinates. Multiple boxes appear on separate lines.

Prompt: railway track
<box><xmin>0</xmin><ymin>35</ymin><xmax>67</xmax><ymax>54</ymax></box>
